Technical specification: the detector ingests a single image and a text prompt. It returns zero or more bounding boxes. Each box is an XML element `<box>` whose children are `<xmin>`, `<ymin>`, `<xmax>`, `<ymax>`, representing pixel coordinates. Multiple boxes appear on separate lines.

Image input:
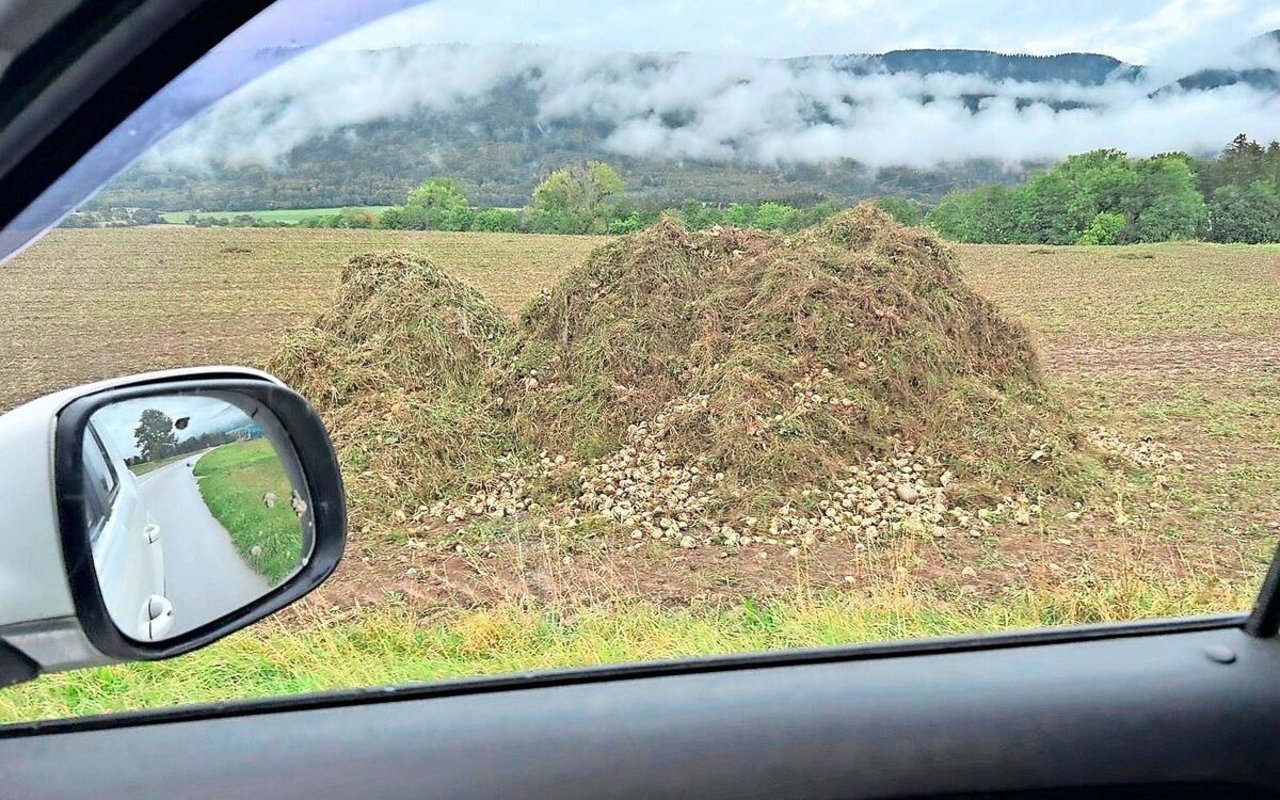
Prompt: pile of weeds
<box><xmin>272</xmin><ymin>208</ymin><xmax>1100</xmax><ymax>533</ymax></box>
<box><xmin>505</xmin><ymin>205</ymin><xmax>1099</xmax><ymax>505</ymax></box>
<box><xmin>268</xmin><ymin>252</ymin><xmax>519</xmax><ymax>529</ymax></box>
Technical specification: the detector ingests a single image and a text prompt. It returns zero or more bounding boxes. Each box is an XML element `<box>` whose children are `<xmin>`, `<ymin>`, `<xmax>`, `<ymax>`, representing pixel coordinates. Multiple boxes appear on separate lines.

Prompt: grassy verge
<box><xmin>128</xmin><ymin>452</ymin><xmax>188</xmax><ymax>476</ymax></box>
<box><xmin>0</xmin><ymin>572</ymin><xmax>1250</xmax><ymax>725</ymax></box>
<box><xmin>193</xmin><ymin>439</ymin><xmax>302</xmax><ymax>583</ymax></box>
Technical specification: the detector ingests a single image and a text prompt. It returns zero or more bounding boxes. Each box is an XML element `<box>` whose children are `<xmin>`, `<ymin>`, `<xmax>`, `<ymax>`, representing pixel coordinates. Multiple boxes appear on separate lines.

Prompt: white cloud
<box><xmin>142</xmin><ymin>31</ymin><xmax>1280</xmax><ymax>176</ymax></box>
<box><xmin>327</xmin><ymin>0</ymin><xmax>1279</xmax><ymax>62</ymax></box>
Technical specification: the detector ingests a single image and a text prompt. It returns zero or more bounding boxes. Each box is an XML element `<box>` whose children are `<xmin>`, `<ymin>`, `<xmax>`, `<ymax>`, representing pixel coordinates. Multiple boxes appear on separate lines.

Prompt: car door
<box><xmin>3</xmin><ymin>600</ymin><xmax>1280</xmax><ymax>798</ymax></box>
<box><xmin>2</xmin><ymin>2</ymin><xmax>1280</xmax><ymax>799</ymax></box>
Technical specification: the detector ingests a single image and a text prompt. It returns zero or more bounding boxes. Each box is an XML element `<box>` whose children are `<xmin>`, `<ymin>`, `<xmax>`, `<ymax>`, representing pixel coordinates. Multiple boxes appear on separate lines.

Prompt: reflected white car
<box><xmin>82</xmin><ymin>422</ymin><xmax>173</xmax><ymax>640</ymax></box>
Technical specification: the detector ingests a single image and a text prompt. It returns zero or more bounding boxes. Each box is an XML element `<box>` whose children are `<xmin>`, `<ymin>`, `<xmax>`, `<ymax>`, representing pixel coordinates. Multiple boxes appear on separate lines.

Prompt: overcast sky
<box><xmin>338</xmin><ymin>0</ymin><xmax>1280</xmax><ymax>72</ymax></box>
<box><xmin>91</xmin><ymin>397</ymin><xmax>255</xmax><ymax>460</ymax></box>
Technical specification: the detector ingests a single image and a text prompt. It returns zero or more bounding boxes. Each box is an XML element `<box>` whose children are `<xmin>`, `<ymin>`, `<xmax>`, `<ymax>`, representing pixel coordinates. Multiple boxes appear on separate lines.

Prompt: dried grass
<box><xmin>268</xmin><ymin>253</ymin><xmax>518</xmax><ymax>528</ymax></box>
<box><xmin>270</xmin><ymin>207</ymin><xmax>1102</xmax><ymax>535</ymax></box>
<box><xmin>508</xmin><ymin>205</ymin><xmax>1100</xmax><ymax>506</ymax></box>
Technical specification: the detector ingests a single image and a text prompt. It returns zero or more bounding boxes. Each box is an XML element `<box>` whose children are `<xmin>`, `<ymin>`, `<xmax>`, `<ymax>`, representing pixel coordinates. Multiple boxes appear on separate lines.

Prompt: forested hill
<box><xmin>866</xmin><ymin>49</ymin><xmax>1135</xmax><ymax>83</ymax></box>
<box><xmin>92</xmin><ymin>37</ymin><xmax>1280</xmax><ymax>213</ymax></box>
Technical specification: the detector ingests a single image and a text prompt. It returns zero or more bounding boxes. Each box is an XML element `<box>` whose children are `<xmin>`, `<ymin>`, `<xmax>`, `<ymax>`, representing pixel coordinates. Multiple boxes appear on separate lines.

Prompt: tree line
<box><xmin>60</xmin><ymin>207</ymin><xmax>164</xmax><ymax>228</ymax></box>
<box><xmin>67</xmin><ymin>133</ymin><xmax>1280</xmax><ymax>244</ymax></box>
<box><xmin>127</xmin><ymin>408</ymin><xmax>247</xmax><ymax>466</ymax></box>
<box><xmin>925</xmin><ymin>134</ymin><xmax>1280</xmax><ymax>245</ymax></box>
<box><xmin>312</xmin><ymin>163</ymin><xmax>851</xmax><ymax>235</ymax></box>
<box><xmin>297</xmin><ymin>134</ymin><xmax>1280</xmax><ymax>244</ymax></box>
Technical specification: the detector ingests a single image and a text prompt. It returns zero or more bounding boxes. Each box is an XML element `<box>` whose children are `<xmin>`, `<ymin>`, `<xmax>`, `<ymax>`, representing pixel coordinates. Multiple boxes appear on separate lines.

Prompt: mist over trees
<box><xmin>90</xmin><ymin>37</ymin><xmax>1280</xmax><ymax>214</ymax></box>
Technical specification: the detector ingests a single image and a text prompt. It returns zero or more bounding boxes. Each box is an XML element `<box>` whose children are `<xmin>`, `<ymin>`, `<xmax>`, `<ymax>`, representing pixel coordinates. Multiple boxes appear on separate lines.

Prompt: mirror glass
<box><xmin>81</xmin><ymin>393</ymin><xmax>311</xmax><ymax>641</ymax></box>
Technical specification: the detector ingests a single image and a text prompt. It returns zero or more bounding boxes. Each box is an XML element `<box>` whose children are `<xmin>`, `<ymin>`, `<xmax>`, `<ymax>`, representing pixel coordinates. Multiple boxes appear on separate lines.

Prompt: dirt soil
<box><xmin>1043</xmin><ymin>332</ymin><xmax>1279</xmax><ymax>376</ymax></box>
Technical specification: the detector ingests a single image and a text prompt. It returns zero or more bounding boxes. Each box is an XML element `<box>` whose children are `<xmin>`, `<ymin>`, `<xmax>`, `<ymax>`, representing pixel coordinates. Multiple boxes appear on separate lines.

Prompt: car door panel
<box><xmin>3</xmin><ymin>623</ymin><xmax>1277</xmax><ymax>799</ymax></box>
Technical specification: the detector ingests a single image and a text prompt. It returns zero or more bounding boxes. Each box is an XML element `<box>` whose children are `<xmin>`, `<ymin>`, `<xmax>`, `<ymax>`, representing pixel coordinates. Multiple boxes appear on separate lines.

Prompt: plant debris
<box><xmin>272</xmin><ymin>206</ymin><xmax>1101</xmax><ymax>545</ymax></box>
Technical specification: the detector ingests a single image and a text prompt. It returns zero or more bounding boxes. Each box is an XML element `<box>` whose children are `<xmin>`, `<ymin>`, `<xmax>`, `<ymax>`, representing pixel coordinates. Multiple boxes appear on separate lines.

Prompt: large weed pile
<box><xmin>508</xmin><ymin>206</ymin><xmax>1092</xmax><ymax>501</ymax></box>
<box><xmin>268</xmin><ymin>252</ymin><xmax>515</xmax><ymax>525</ymax></box>
<box><xmin>273</xmin><ymin>207</ymin><xmax>1098</xmax><ymax>542</ymax></box>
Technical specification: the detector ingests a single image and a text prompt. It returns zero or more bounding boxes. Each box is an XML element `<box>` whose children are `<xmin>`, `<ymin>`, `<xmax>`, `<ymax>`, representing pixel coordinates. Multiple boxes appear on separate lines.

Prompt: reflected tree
<box><xmin>133</xmin><ymin>409</ymin><xmax>178</xmax><ymax>461</ymax></box>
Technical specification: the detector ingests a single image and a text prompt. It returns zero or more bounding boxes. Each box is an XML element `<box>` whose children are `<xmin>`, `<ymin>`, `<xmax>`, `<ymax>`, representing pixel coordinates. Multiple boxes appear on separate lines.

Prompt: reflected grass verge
<box><xmin>194</xmin><ymin>439</ymin><xmax>302</xmax><ymax>583</ymax></box>
<box><xmin>0</xmin><ymin>571</ymin><xmax>1251</xmax><ymax>725</ymax></box>
<box><xmin>128</xmin><ymin>452</ymin><xmax>187</xmax><ymax>476</ymax></box>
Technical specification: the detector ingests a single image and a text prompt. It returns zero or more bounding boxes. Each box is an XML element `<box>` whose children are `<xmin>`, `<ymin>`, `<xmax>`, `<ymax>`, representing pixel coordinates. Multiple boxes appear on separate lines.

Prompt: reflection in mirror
<box><xmin>83</xmin><ymin>393</ymin><xmax>311</xmax><ymax>641</ymax></box>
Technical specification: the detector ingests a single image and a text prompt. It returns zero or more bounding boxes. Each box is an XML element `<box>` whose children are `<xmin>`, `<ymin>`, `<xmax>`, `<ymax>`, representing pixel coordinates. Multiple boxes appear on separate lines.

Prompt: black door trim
<box><xmin>1</xmin><ymin>611</ymin><xmax>1246</xmax><ymax>738</ymax></box>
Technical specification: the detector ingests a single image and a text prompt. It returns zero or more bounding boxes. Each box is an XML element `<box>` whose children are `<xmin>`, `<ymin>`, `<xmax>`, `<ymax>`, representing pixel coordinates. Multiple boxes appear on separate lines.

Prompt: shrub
<box><xmin>752</xmin><ymin>201</ymin><xmax>798</xmax><ymax>231</ymax></box>
<box><xmin>1076</xmin><ymin>212</ymin><xmax>1127</xmax><ymax>245</ymax></box>
<box><xmin>472</xmin><ymin>208</ymin><xmax>522</xmax><ymax>233</ymax></box>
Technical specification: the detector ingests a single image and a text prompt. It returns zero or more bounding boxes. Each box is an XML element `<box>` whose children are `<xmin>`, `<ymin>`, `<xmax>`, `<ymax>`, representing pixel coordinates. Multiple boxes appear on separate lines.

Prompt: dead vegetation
<box><xmin>269</xmin><ymin>253</ymin><xmax>516</xmax><ymax>526</ymax></box>
<box><xmin>271</xmin><ymin>206</ymin><xmax>1105</xmax><ymax>551</ymax></box>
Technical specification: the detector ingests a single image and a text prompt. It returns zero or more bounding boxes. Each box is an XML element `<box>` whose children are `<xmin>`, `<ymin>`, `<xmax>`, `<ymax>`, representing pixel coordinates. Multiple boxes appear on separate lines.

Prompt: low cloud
<box><xmin>144</xmin><ymin>38</ymin><xmax>1280</xmax><ymax>173</ymax></box>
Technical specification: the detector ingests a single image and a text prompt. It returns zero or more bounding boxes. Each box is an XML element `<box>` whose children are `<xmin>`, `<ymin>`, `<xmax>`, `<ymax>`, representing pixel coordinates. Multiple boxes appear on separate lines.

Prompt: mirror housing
<box><xmin>0</xmin><ymin>367</ymin><xmax>345</xmax><ymax>685</ymax></box>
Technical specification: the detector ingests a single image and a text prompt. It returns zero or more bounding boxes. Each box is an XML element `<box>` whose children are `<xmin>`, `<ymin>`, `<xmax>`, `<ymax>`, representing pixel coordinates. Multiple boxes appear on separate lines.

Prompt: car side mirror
<box><xmin>0</xmin><ymin>367</ymin><xmax>345</xmax><ymax>687</ymax></box>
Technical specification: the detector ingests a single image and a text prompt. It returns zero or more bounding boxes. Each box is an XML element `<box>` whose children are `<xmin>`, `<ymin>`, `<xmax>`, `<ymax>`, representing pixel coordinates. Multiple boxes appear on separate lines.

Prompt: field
<box><xmin>159</xmin><ymin>207</ymin><xmax>394</xmax><ymax>225</ymax></box>
<box><xmin>0</xmin><ymin>227</ymin><xmax>1277</xmax><ymax>721</ymax></box>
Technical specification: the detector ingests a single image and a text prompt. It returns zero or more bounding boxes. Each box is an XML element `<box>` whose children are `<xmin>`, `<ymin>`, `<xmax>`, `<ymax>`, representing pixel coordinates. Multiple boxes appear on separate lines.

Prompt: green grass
<box><xmin>193</xmin><ymin>439</ymin><xmax>303</xmax><ymax>583</ymax></box>
<box><xmin>161</xmin><ymin>207</ymin><xmax>393</xmax><ymax>225</ymax></box>
<box><xmin>0</xmin><ymin>572</ymin><xmax>1250</xmax><ymax>725</ymax></box>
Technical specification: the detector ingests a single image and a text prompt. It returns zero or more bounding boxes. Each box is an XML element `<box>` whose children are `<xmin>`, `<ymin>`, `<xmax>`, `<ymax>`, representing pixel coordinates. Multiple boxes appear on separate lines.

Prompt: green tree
<box><xmin>795</xmin><ymin>200</ymin><xmax>842</xmax><ymax>228</ymax></box>
<box><xmin>873</xmin><ymin>196</ymin><xmax>922</xmax><ymax>226</ymax></box>
<box><xmin>528</xmin><ymin>161</ymin><xmax>626</xmax><ymax>234</ymax></box>
<box><xmin>406</xmin><ymin>177</ymin><xmax>469</xmax><ymax>212</ymax></box>
<box><xmin>1057</xmin><ymin>149</ymin><xmax>1136</xmax><ymax>217</ymax></box>
<box><xmin>677</xmin><ymin>199</ymin><xmax>723</xmax><ymax>230</ymax></box>
<box><xmin>1128</xmin><ymin>154</ymin><xmax>1207</xmax><ymax>242</ymax></box>
<box><xmin>752</xmin><ymin>201</ymin><xmax>798</xmax><ymax>231</ymax></box>
<box><xmin>721</xmin><ymin>203</ymin><xmax>756</xmax><ymax>227</ymax></box>
<box><xmin>1198</xmin><ymin>134</ymin><xmax>1271</xmax><ymax>196</ymax></box>
<box><xmin>925</xmin><ymin>191</ymin><xmax>981</xmax><ymax>242</ymax></box>
<box><xmin>472</xmin><ymin>208</ymin><xmax>522</xmax><ymax>232</ymax></box>
<box><xmin>1076</xmin><ymin>212</ymin><xmax>1127</xmax><ymax>245</ymax></box>
<box><xmin>1017</xmin><ymin>172</ymin><xmax>1094</xmax><ymax>244</ymax></box>
<box><xmin>1207</xmin><ymin>182</ymin><xmax>1280</xmax><ymax>243</ymax></box>
<box><xmin>134</xmin><ymin>409</ymin><xmax>178</xmax><ymax>462</ymax></box>
<box><xmin>329</xmin><ymin>208</ymin><xmax>377</xmax><ymax>228</ymax></box>
<box><xmin>379</xmin><ymin>204</ymin><xmax>433</xmax><ymax>230</ymax></box>
<box><xmin>970</xmin><ymin>185</ymin><xmax>1023</xmax><ymax>243</ymax></box>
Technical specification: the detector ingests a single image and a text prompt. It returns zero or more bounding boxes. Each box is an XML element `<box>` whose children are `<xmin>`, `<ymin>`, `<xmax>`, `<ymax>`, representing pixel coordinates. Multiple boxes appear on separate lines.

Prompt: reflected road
<box><xmin>137</xmin><ymin>458</ymin><xmax>269</xmax><ymax>636</ymax></box>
